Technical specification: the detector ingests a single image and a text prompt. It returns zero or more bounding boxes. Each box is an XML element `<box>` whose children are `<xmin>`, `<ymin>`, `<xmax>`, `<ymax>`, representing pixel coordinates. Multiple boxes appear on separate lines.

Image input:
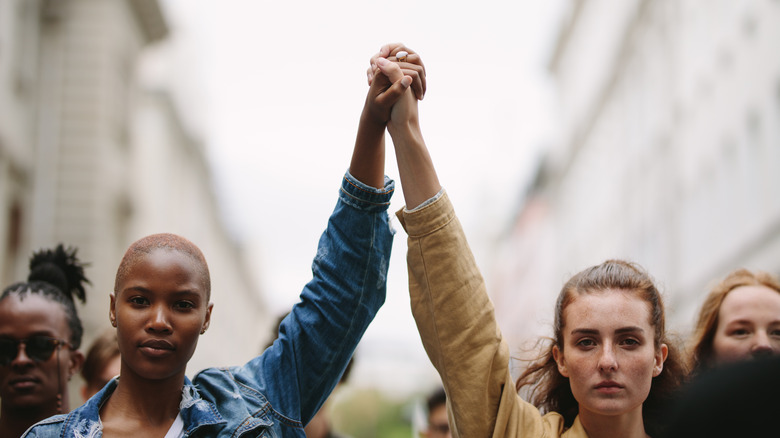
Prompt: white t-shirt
<box><xmin>163</xmin><ymin>413</ymin><xmax>184</xmax><ymax>438</ymax></box>
<box><xmin>99</xmin><ymin>412</ymin><xmax>184</xmax><ymax>438</ymax></box>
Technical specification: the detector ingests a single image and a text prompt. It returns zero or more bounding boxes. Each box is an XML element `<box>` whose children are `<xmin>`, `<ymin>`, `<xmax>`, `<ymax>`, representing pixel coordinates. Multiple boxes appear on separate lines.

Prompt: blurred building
<box><xmin>489</xmin><ymin>0</ymin><xmax>780</xmax><ymax>364</ymax></box>
<box><xmin>0</xmin><ymin>0</ymin><xmax>267</xmax><ymax>389</ymax></box>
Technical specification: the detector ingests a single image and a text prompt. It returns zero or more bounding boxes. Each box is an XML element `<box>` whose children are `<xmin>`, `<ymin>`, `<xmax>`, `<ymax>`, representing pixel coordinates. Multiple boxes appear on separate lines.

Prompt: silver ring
<box><xmin>396</xmin><ymin>51</ymin><xmax>408</xmax><ymax>62</ymax></box>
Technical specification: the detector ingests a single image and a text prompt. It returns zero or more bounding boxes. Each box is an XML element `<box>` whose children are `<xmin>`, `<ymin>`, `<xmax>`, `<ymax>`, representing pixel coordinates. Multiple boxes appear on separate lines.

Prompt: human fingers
<box><xmin>388</xmin><ymin>46</ymin><xmax>426</xmax><ymax>100</ymax></box>
<box><xmin>376</xmin><ymin>57</ymin><xmax>405</xmax><ymax>84</ymax></box>
<box><xmin>398</xmin><ymin>61</ymin><xmax>425</xmax><ymax>100</ymax></box>
<box><xmin>364</xmin><ymin>61</ymin><xmax>406</xmax><ymax>125</ymax></box>
<box><xmin>388</xmin><ymin>45</ymin><xmax>426</xmax><ymax>74</ymax></box>
<box><xmin>375</xmin><ymin>75</ymin><xmax>413</xmax><ymax>110</ymax></box>
<box><xmin>367</xmin><ymin>58</ymin><xmax>407</xmax><ymax>87</ymax></box>
<box><xmin>369</xmin><ymin>43</ymin><xmax>398</xmax><ymax>75</ymax></box>
<box><xmin>369</xmin><ymin>43</ymin><xmax>426</xmax><ymax>98</ymax></box>
<box><xmin>368</xmin><ymin>64</ymin><xmax>391</xmax><ymax>96</ymax></box>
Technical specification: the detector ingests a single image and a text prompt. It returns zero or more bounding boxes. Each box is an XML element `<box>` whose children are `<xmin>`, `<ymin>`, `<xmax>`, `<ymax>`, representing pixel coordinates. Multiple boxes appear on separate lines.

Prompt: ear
<box><xmin>67</xmin><ymin>350</ymin><xmax>85</xmax><ymax>380</ymax></box>
<box><xmin>201</xmin><ymin>302</ymin><xmax>214</xmax><ymax>335</ymax></box>
<box><xmin>109</xmin><ymin>294</ymin><xmax>117</xmax><ymax>327</ymax></box>
<box><xmin>653</xmin><ymin>343</ymin><xmax>669</xmax><ymax>377</ymax></box>
<box><xmin>552</xmin><ymin>345</ymin><xmax>569</xmax><ymax>377</ymax></box>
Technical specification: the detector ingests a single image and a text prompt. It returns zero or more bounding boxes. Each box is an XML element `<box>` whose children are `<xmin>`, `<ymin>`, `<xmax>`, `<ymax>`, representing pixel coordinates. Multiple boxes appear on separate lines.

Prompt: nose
<box><xmin>598</xmin><ymin>345</ymin><xmax>618</xmax><ymax>372</ymax></box>
<box><xmin>146</xmin><ymin>305</ymin><xmax>172</xmax><ymax>334</ymax></box>
<box><xmin>11</xmin><ymin>341</ymin><xmax>34</xmax><ymax>367</ymax></box>
<box><xmin>751</xmin><ymin>331</ymin><xmax>775</xmax><ymax>358</ymax></box>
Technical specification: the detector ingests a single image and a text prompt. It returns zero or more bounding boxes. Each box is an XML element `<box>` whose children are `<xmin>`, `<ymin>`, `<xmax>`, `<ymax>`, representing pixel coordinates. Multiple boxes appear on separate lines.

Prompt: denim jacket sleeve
<box><xmin>233</xmin><ymin>171</ymin><xmax>394</xmax><ymax>426</ymax></box>
<box><xmin>397</xmin><ymin>192</ymin><xmax>569</xmax><ymax>438</ymax></box>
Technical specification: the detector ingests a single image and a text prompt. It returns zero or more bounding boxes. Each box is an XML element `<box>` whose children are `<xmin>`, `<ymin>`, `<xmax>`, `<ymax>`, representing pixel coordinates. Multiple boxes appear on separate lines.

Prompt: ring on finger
<box><xmin>396</xmin><ymin>51</ymin><xmax>408</xmax><ymax>62</ymax></box>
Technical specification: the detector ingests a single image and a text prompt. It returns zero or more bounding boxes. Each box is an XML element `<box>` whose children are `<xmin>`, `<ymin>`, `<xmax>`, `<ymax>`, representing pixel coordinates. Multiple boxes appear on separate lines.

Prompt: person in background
<box><xmin>661</xmin><ymin>354</ymin><xmax>780</xmax><ymax>437</ymax></box>
<box><xmin>24</xmin><ymin>44</ymin><xmax>425</xmax><ymax>437</ymax></box>
<box><xmin>661</xmin><ymin>268</ymin><xmax>780</xmax><ymax>437</ymax></box>
<box><xmin>0</xmin><ymin>245</ymin><xmax>89</xmax><ymax>438</ymax></box>
<box><xmin>419</xmin><ymin>387</ymin><xmax>451</xmax><ymax>438</ymax></box>
<box><xmin>374</xmin><ymin>42</ymin><xmax>687</xmax><ymax>437</ymax></box>
<box><xmin>688</xmin><ymin>268</ymin><xmax>780</xmax><ymax>374</ymax></box>
<box><xmin>80</xmin><ymin>328</ymin><xmax>121</xmax><ymax>402</ymax></box>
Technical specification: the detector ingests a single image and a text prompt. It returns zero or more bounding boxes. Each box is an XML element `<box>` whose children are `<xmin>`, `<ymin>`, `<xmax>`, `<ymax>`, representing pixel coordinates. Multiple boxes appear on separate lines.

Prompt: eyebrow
<box><xmin>570</xmin><ymin>326</ymin><xmax>645</xmax><ymax>335</ymax></box>
<box><xmin>723</xmin><ymin>319</ymin><xmax>780</xmax><ymax>328</ymax></box>
<box><xmin>122</xmin><ymin>286</ymin><xmax>202</xmax><ymax>298</ymax></box>
<box><xmin>723</xmin><ymin>319</ymin><xmax>754</xmax><ymax>325</ymax></box>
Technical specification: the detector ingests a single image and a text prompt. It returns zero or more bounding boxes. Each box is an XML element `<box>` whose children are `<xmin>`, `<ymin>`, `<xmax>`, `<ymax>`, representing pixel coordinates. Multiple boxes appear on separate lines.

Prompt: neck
<box><xmin>101</xmin><ymin>371</ymin><xmax>185</xmax><ymax>426</ymax></box>
<box><xmin>0</xmin><ymin>403</ymin><xmax>57</xmax><ymax>438</ymax></box>
<box><xmin>578</xmin><ymin>408</ymin><xmax>649</xmax><ymax>438</ymax></box>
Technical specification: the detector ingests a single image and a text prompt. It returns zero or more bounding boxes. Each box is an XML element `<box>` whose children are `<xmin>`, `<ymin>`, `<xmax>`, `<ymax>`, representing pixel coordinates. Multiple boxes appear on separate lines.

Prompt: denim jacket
<box><xmin>24</xmin><ymin>172</ymin><xmax>395</xmax><ymax>438</ymax></box>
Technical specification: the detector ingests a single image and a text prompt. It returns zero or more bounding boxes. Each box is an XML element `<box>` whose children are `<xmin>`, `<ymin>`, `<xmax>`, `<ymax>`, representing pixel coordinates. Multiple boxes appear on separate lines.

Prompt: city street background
<box><xmin>145</xmin><ymin>0</ymin><xmax>563</xmax><ymax>397</ymax></box>
<box><xmin>2</xmin><ymin>1</ymin><xmax>779</xmax><ymax>435</ymax></box>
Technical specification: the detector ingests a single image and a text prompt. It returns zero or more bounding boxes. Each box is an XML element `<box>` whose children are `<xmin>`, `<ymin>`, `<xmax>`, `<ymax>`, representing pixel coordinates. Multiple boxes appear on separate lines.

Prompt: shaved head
<box><xmin>115</xmin><ymin>233</ymin><xmax>210</xmax><ymax>299</ymax></box>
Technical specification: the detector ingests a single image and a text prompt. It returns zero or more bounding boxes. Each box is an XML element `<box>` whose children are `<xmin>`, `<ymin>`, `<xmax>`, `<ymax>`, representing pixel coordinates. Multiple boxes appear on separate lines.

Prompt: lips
<box><xmin>140</xmin><ymin>339</ymin><xmax>174</xmax><ymax>349</ymax></box>
<box><xmin>595</xmin><ymin>380</ymin><xmax>624</xmax><ymax>393</ymax></box>
<box><xmin>139</xmin><ymin>339</ymin><xmax>175</xmax><ymax>358</ymax></box>
<box><xmin>8</xmin><ymin>375</ymin><xmax>40</xmax><ymax>390</ymax></box>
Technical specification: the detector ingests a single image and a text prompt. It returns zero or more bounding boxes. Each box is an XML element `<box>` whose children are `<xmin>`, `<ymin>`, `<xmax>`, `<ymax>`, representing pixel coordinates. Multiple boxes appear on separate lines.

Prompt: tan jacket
<box><xmin>397</xmin><ymin>192</ymin><xmax>589</xmax><ymax>438</ymax></box>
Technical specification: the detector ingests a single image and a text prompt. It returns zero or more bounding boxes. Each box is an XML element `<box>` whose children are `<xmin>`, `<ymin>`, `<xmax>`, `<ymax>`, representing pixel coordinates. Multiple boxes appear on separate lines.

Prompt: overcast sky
<box><xmin>146</xmin><ymin>0</ymin><xmax>564</xmax><ymax>397</ymax></box>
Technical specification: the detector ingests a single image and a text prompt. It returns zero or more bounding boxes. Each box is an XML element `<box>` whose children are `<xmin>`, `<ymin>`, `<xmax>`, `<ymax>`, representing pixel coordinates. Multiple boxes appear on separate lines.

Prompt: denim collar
<box><xmin>51</xmin><ymin>376</ymin><xmax>226</xmax><ymax>437</ymax></box>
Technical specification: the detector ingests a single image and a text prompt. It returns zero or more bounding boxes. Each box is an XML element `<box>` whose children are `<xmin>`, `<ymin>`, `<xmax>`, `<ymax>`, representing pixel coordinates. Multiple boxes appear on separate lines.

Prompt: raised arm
<box><xmin>377</xmin><ymin>43</ymin><xmax>441</xmax><ymax>209</ymax></box>
<box><xmin>222</xmin><ymin>46</ymin><xmax>428</xmax><ymax>429</ymax></box>
<box><xmin>350</xmin><ymin>43</ymin><xmax>423</xmax><ymax>188</ymax></box>
<box><xmin>385</xmin><ymin>47</ymin><xmax>552</xmax><ymax>438</ymax></box>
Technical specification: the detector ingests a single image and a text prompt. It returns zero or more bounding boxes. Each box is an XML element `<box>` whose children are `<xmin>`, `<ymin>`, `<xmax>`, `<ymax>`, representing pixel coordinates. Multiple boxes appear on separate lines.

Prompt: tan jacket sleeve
<box><xmin>397</xmin><ymin>192</ymin><xmax>568</xmax><ymax>438</ymax></box>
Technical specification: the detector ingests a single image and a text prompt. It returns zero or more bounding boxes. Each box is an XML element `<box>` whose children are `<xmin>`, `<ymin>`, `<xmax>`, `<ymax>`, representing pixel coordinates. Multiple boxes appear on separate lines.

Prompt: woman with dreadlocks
<box><xmin>0</xmin><ymin>244</ymin><xmax>89</xmax><ymax>438</ymax></box>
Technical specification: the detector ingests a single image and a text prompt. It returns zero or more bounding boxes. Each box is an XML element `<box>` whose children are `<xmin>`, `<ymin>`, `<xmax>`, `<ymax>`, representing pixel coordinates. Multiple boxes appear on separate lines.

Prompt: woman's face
<box><xmin>712</xmin><ymin>285</ymin><xmax>780</xmax><ymax>365</ymax></box>
<box><xmin>0</xmin><ymin>293</ymin><xmax>82</xmax><ymax>411</ymax></box>
<box><xmin>110</xmin><ymin>248</ymin><xmax>212</xmax><ymax>382</ymax></box>
<box><xmin>553</xmin><ymin>290</ymin><xmax>667</xmax><ymax>422</ymax></box>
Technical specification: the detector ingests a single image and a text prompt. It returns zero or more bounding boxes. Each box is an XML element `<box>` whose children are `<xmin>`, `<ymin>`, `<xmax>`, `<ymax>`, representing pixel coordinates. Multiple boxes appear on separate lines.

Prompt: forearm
<box><xmin>349</xmin><ymin>111</ymin><xmax>386</xmax><ymax>189</ymax></box>
<box><xmin>387</xmin><ymin>118</ymin><xmax>441</xmax><ymax>209</ymax></box>
<box><xmin>261</xmin><ymin>173</ymin><xmax>394</xmax><ymax>423</ymax></box>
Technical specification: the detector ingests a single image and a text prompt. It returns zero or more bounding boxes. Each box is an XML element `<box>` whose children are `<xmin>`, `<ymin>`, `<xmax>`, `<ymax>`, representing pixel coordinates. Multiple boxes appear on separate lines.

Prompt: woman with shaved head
<box><xmin>24</xmin><ymin>43</ymin><xmax>426</xmax><ymax>437</ymax></box>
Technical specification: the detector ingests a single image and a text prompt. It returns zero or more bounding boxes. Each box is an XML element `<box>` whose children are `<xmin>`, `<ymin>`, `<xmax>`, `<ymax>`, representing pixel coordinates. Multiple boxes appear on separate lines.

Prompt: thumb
<box><xmin>375</xmin><ymin>75</ymin><xmax>412</xmax><ymax>108</ymax></box>
<box><xmin>376</xmin><ymin>57</ymin><xmax>405</xmax><ymax>83</ymax></box>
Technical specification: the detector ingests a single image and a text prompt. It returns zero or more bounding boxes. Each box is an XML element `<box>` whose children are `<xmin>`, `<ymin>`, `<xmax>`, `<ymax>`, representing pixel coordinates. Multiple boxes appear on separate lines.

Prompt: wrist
<box><xmin>387</xmin><ymin>116</ymin><xmax>421</xmax><ymax>140</ymax></box>
<box><xmin>360</xmin><ymin>106</ymin><xmax>388</xmax><ymax>133</ymax></box>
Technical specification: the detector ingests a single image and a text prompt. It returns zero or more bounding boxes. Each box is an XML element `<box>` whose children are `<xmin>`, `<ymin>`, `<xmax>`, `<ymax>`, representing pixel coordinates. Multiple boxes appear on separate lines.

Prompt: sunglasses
<box><xmin>0</xmin><ymin>336</ymin><xmax>71</xmax><ymax>366</ymax></box>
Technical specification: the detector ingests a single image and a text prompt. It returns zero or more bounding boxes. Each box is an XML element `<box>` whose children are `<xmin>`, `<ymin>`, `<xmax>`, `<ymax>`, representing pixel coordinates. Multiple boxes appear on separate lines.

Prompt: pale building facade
<box><xmin>489</xmin><ymin>0</ymin><xmax>780</xmax><ymax>364</ymax></box>
<box><xmin>0</xmin><ymin>0</ymin><xmax>267</xmax><ymax>398</ymax></box>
